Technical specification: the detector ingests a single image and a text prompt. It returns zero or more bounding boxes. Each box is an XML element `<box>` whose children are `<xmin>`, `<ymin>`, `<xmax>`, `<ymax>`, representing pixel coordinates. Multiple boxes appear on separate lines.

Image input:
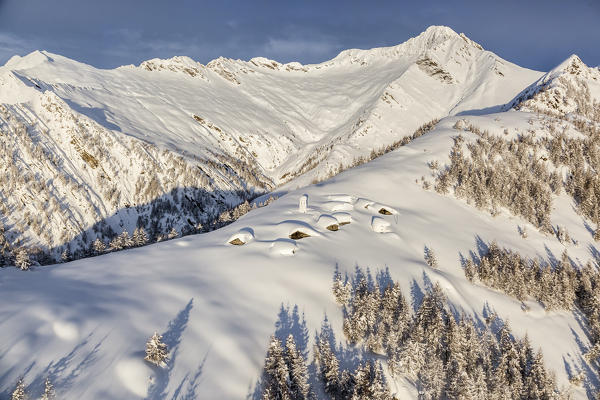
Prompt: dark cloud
<box><xmin>0</xmin><ymin>0</ymin><xmax>598</xmax><ymax>71</ymax></box>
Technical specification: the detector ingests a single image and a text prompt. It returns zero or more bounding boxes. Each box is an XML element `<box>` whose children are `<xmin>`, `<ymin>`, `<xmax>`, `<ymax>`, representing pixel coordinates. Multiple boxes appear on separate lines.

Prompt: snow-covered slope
<box><xmin>4</xmin><ymin>26</ymin><xmax>600</xmax><ymax>399</ymax></box>
<box><xmin>0</xmin><ymin>90</ymin><xmax>270</xmax><ymax>264</ymax></box>
<box><xmin>0</xmin><ymin>26</ymin><xmax>543</xmax><ymax>261</ymax></box>
<box><xmin>1</xmin><ymin>109</ymin><xmax>599</xmax><ymax>399</ymax></box>
<box><xmin>1</xmin><ymin>26</ymin><xmax>542</xmax><ymax>179</ymax></box>
<box><xmin>1</xmin><ymin>26</ymin><xmax>541</xmax><ymax>183</ymax></box>
<box><xmin>505</xmin><ymin>54</ymin><xmax>600</xmax><ymax>118</ymax></box>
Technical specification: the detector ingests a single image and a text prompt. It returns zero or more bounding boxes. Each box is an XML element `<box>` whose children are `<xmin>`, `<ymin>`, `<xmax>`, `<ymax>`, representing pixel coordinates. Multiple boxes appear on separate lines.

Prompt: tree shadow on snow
<box><xmin>543</xmin><ymin>244</ymin><xmax>560</xmax><ymax>269</ymax></box>
<box><xmin>567</xmin><ymin>309</ymin><xmax>600</xmax><ymax>396</ymax></box>
<box><xmin>583</xmin><ymin>220</ymin><xmax>596</xmax><ymax>237</ymax></box>
<box><xmin>375</xmin><ymin>267</ymin><xmax>394</xmax><ymax>291</ymax></box>
<box><xmin>249</xmin><ymin>304</ymin><xmax>312</xmax><ymax>400</ymax></box>
<box><xmin>588</xmin><ymin>244</ymin><xmax>600</xmax><ymax>263</ymax></box>
<box><xmin>474</xmin><ymin>235</ymin><xmax>489</xmax><ymax>258</ymax></box>
<box><xmin>410</xmin><ymin>279</ymin><xmax>425</xmax><ymax>313</ymax></box>
<box><xmin>0</xmin><ymin>361</ymin><xmax>35</xmax><ymax>399</ymax></box>
<box><xmin>146</xmin><ymin>298</ymin><xmax>194</xmax><ymax>400</ymax></box>
<box><xmin>274</xmin><ymin>304</ymin><xmax>310</xmax><ymax>358</ymax></box>
<box><xmin>2</xmin><ymin>332</ymin><xmax>108</xmax><ymax>399</ymax></box>
<box><xmin>169</xmin><ymin>352</ymin><xmax>208</xmax><ymax>400</ymax></box>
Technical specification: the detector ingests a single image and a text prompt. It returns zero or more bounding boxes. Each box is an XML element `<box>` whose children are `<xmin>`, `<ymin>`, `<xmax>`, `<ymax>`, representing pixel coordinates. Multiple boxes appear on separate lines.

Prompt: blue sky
<box><xmin>0</xmin><ymin>0</ymin><xmax>598</xmax><ymax>71</ymax></box>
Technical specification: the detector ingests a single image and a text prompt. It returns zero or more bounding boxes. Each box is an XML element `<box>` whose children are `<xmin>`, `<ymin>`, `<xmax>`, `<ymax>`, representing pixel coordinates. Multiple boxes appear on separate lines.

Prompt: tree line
<box><xmin>257</xmin><ymin>267</ymin><xmax>562</xmax><ymax>399</ymax></box>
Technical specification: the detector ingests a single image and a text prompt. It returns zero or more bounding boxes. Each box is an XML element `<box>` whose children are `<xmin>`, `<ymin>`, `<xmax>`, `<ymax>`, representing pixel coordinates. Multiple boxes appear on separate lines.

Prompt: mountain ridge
<box><xmin>0</xmin><ymin>26</ymin><xmax>548</xmax><ymax>265</ymax></box>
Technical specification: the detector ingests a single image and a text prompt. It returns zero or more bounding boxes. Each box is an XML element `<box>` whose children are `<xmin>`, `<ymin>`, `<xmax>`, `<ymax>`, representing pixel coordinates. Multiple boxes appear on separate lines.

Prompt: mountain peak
<box><xmin>505</xmin><ymin>53</ymin><xmax>599</xmax><ymax>115</ymax></box>
<box><xmin>4</xmin><ymin>50</ymin><xmax>55</xmax><ymax>69</ymax></box>
<box><xmin>420</xmin><ymin>25</ymin><xmax>459</xmax><ymax>40</ymax></box>
<box><xmin>552</xmin><ymin>54</ymin><xmax>586</xmax><ymax>77</ymax></box>
<box><xmin>326</xmin><ymin>25</ymin><xmax>477</xmax><ymax>67</ymax></box>
<box><xmin>540</xmin><ymin>54</ymin><xmax>599</xmax><ymax>85</ymax></box>
<box><xmin>137</xmin><ymin>55</ymin><xmax>206</xmax><ymax>79</ymax></box>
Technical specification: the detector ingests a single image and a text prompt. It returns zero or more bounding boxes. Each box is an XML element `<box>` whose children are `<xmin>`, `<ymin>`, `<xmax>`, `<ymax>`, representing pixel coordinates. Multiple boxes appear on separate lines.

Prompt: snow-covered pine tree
<box><xmin>556</xmin><ymin>251</ymin><xmax>576</xmax><ymax>309</ymax></box>
<box><xmin>417</xmin><ymin>351</ymin><xmax>445</xmax><ymax>400</ymax></box>
<box><xmin>415</xmin><ymin>284</ymin><xmax>447</xmax><ymax>356</ymax></box>
<box><xmin>470</xmin><ymin>365</ymin><xmax>488</xmax><ymax>399</ymax></box>
<box><xmin>119</xmin><ymin>231</ymin><xmax>134</xmax><ymax>248</ymax></box>
<box><xmin>61</xmin><ymin>248</ymin><xmax>70</xmax><ymax>262</ymax></box>
<box><xmin>92</xmin><ymin>238</ymin><xmax>106</xmax><ymax>254</ymax></box>
<box><xmin>445</xmin><ymin>357</ymin><xmax>474</xmax><ymax>400</ymax></box>
<box><xmin>498</xmin><ymin>324</ymin><xmax>524</xmax><ymax>398</ymax></box>
<box><xmin>144</xmin><ymin>332</ymin><xmax>168</xmax><ymax>366</ymax></box>
<box><xmin>368</xmin><ymin>361</ymin><xmax>392</xmax><ymax>400</ymax></box>
<box><xmin>380</xmin><ymin>282</ymin><xmax>410</xmax><ymax>355</ymax></box>
<box><xmin>525</xmin><ymin>349</ymin><xmax>556</xmax><ymax>399</ymax></box>
<box><xmin>14</xmin><ymin>247</ymin><xmax>30</xmax><ymax>271</ymax></box>
<box><xmin>395</xmin><ymin>337</ymin><xmax>425</xmax><ymax>378</ymax></box>
<box><xmin>464</xmin><ymin>259</ymin><xmax>476</xmax><ymax>282</ymax></box>
<box><xmin>41</xmin><ymin>377</ymin><xmax>55</xmax><ymax>400</ymax></box>
<box><xmin>332</xmin><ymin>270</ymin><xmax>351</xmax><ymax>306</ymax></box>
<box><xmin>424</xmin><ymin>246</ymin><xmax>438</xmax><ymax>268</ymax></box>
<box><xmin>351</xmin><ymin>360</ymin><xmax>391</xmax><ymax>400</ymax></box>
<box><xmin>364</xmin><ymin>283</ymin><xmax>383</xmax><ymax>353</ymax></box>
<box><xmin>261</xmin><ymin>335</ymin><xmax>291</xmax><ymax>400</ymax></box>
<box><xmin>133</xmin><ymin>227</ymin><xmax>149</xmax><ymax>246</ymax></box>
<box><xmin>343</xmin><ymin>274</ymin><xmax>382</xmax><ymax>346</ymax></box>
<box><xmin>556</xmin><ymin>225</ymin><xmax>571</xmax><ymax>244</ymax></box>
<box><xmin>109</xmin><ymin>235</ymin><xmax>123</xmax><ymax>251</ymax></box>
<box><xmin>284</xmin><ymin>335</ymin><xmax>310</xmax><ymax>400</ymax></box>
<box><xmin>167</xmin><ymin>227</ymin><xmax>178</xmax><ymax>239</ymax></box>
<box><xmin>314</xmin><ymin>324</ymin><xmax>343</xmax><ymax>398</ymax></box>
<box><xmin>585</xmin><ymin>342</ymin><xmax>600</xmax><ymax>363</ymax></box>
<box><xmin>11</xmin><ymin>378</ymin><xmax>26</xmax><ymax>400</ymax></box>
<box><xmin>0</xmin><ymin>225</ymin><xmax>10</xmax><ymax>264</ymax></box>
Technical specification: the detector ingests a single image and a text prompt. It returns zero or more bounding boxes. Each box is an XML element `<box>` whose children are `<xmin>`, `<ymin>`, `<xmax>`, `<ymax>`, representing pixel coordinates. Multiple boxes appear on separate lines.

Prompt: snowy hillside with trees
<box><xmin>0</xmin><ymin>26</ymin><xmax>541</xmax><ymax>265</ymax></box>
<box><xmin>2</xmin><ymin>25</ymin><xmax>600</xmax><ymax>399</ymax></box>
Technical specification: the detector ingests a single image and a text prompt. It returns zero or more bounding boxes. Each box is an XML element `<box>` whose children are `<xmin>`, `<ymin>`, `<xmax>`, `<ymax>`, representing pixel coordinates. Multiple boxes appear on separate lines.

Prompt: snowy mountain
<box><xmin>0</xmin><ymin>26</ymin><xmax>541</xmax><ymax>263</ymax></box>
<box><xmin>505</xmin><ymin>54</ymin><xmax>600</xmax><ymax>119</ymax></box>
<box><xmin>2</xmin><ymin>26</ymin><xmax>600</xmax><ymax>399</ymax></box>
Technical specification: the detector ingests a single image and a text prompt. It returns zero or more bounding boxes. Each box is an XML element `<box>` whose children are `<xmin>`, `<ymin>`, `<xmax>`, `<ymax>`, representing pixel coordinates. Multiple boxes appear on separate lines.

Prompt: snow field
<box><xmin>2</xmin><ymin>115</ymin><xmax>597</xmax><ymax>398</ymax></box>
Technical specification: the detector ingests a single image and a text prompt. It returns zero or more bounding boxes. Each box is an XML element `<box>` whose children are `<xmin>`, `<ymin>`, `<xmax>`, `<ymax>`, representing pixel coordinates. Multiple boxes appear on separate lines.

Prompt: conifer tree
<box><xmin>92</xmin><ymin>238</ymin><xmax>106</xmax><ymax>254</ymax></box>
<box><xmin>167</xmin><ymin>227</ymin><xmax>178</xmax><ymax>239</ymax></box>
<box><xmin>284</xmin><ymin>335</ymin><xmax>310</xmax><ymax>400</ymax></box>
<box><xmin>464</xmin><ymin>259</ymin><xmax>476</xmax><ymax>282</ymax></box>
<box><xmin>14</xmin><ymin>248</ymin><xmax>30</xmax><ymax>271</ymax></box>
<box><xmin>262</xmin><ymin>336</ymin><xmax>291</xmax><ymax>400</ymax></box>
<box><xmin>109</xmin><ymin>235</ymin><xmax>123</xmax><ymax>251</ymax></box>
<box><xmin>525</xmin><ymin>350</ymin><xmax>555</xmax><ymax>399</ymax></box>
<box><xmin>351</xmin><ymin>361</ymin><xmax>391</xmax><ymax>400</ymax></box>
<box><xmin>314</xmin><ymin>325</ymin><xmax>342</xmax><ymax>398</ymax></box>
<box><xmin>424</xmin><ymin>246</ymin><xmax>438</xmax><ymax>268</ymax></box>
<box><xmin>11</xmin><ymin>378</ymin><xmax>25</xmax><ymax>400</ymax></box>
<box><xmin>417</xmin><ymin>352</ymin><xmax>445</xmax><ymax>400</ymax></box>
<box><xmin>445</xmin><ymin>357</ymin><xmax>474</xmax><ymax>400</ymax></box>
<box><xmin>144</xmin><ymin>332</ymin><xmax>168</xmax><ymax>366</ymax></box>
<box><xmin>332</xmin><ymin>271</ymin><xmax>351</xmax><ymax>306</ymax></box>
<box><xmin>133</xmin><ymin>227</ymin><xmax>149</xmax><ymax>246</ymax></box>
<box><xmin>395</xmin><ymin>338</ymin><xmax>425</xmax><ymax>377</ymax></box>
<box><xmin>119</xmin><ymin>231</ymin><xmax>133</xmax><ymax>248</ymax></box>
<box><xmin>41</xmin><ymin>377</ymin><xmax>55</xmax><ymax>400</ymax></box>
